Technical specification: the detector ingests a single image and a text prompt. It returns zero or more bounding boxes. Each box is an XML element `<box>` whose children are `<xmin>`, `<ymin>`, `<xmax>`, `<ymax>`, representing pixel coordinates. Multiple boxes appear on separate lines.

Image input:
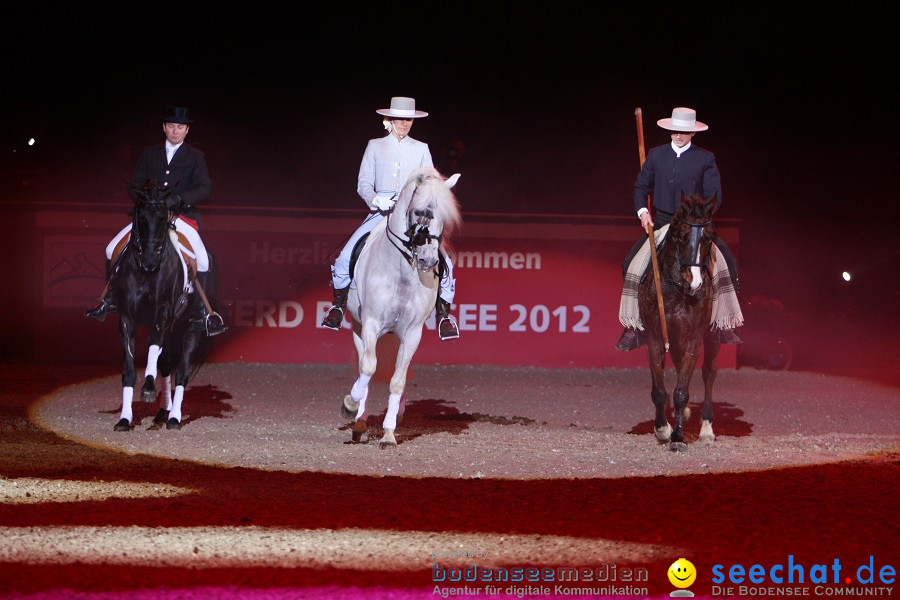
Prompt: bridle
<box><xmin>675</xmin><ymin>220</ymin><xmax>713</xmax><ymax>271</ymax></box>
<box><xmin>131</xmin><ymin>198</ymin><xmax>177</xmax><ymax>271</ymax></box>
<box><xmin>385</xmin><ymin>189</ymin><xmax>443</xmax><ymax>268</ymax></box>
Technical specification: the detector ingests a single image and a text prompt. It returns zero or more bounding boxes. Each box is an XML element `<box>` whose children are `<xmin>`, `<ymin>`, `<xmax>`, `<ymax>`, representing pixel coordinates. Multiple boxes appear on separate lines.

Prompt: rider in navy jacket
<box><xmin>633</xmin><ymin>143</ymin><xmax>721</xmax><ymax>220</ymax></box>
<box><xmin>132</xmin><ymin>140</ymin><xmax>211</xmax><ymax>225</ymax></box>
<box><xmin>616</xmin><ymin>107</ymin><xmax>741</xmax><ymax>351</ymax></box>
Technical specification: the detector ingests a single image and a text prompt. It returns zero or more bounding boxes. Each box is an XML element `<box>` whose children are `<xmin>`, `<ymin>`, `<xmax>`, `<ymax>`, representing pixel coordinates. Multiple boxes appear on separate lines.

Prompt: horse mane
<box><xmin>404</xmin><ymin>167</ymin><xmax>462</xmax><ymax>239</ymax></box>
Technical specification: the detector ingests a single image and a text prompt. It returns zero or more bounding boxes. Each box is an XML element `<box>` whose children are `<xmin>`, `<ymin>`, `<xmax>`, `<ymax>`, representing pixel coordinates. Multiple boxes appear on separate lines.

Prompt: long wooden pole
<box><xmin>635</xmin><ymin>107</ymin><xmax>669</xmax><ymax>352</ymax></box>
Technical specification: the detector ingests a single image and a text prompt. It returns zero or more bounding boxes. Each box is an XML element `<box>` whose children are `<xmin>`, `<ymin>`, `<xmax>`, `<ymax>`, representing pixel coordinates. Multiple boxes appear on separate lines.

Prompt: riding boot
<box><xmin>84</xmin><ymin>260</ymin><xmax>118</xmax><ymax>321</ymax></box>
<box><xmin>615</xmin><ymin>327</ymin><xmax>645</xmax><ymax>351</ymax></box>
<box><xmin>321</xmin><ymin>286</ymin><xmax>349</xmax><ymax>330</ymax></box>
<box><xmin>715</xmin><ymin>328</ymin><xmax>743</xmax><ymax>344</ymax></box>
<box><xmin>435</xmin><ymin>298</ymin><xmax>460</xmax><ymax>341</ymax></box>
<box><xmin>191</xmin><ymin>271</ymin><xmax>227</xmax><ymax>337</ymax></box>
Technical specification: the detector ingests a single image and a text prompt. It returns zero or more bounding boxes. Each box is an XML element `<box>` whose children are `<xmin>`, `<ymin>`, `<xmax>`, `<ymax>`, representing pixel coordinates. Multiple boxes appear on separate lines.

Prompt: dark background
<box><xmin>2</xmin><ymin>7</ymin><xmax>896</xmax><ymax>373</ymax></box>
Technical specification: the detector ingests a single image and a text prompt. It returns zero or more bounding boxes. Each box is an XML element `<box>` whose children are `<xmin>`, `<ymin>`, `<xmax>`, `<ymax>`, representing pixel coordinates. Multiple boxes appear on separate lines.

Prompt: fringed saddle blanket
<box><xmin>618</xmin><ymin>224</ymin><xmax>744</xmax><ymax>331</ymax></box>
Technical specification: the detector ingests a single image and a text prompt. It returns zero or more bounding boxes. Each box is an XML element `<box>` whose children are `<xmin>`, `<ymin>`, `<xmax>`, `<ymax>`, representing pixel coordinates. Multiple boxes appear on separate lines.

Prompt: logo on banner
<box><xmin>43</xmin><ymin>236</ymin><xmax>107</xmax><ymax>308</ymax></box>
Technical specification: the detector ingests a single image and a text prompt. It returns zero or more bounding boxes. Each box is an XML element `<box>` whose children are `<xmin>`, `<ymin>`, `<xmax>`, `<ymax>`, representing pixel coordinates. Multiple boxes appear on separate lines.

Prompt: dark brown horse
<box><xmin>640</xmin><ymin>193</ymin><xmax>721</xmax><ymax>450</ymax></box>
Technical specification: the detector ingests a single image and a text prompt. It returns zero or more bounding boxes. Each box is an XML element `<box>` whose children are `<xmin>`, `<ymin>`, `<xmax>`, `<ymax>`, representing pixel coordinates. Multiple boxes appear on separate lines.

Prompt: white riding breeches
<box><xmin>106</xmin><ymin>217</ymin><xmax>210</xmax><ymax>272</ymax></box>
<box><xmin>331</xmin><ymin>213</ymin><xmax>456</xmax><ymax>304</ymax></box>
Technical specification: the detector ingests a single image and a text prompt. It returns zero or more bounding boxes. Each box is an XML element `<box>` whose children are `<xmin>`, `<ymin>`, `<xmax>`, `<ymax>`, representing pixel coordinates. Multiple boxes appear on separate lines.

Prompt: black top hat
<box><xmin>163</xmin><ymin>106</ymin><xmax>193</xmax><ymax>124</ymax></box>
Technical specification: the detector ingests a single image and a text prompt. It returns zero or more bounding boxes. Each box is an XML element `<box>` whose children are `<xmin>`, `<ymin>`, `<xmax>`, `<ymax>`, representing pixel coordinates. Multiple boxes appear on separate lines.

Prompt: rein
<box><xmin>130</xmin><ymin>200</ymin><xmax>178</xmax><ymax>268</ymax></box>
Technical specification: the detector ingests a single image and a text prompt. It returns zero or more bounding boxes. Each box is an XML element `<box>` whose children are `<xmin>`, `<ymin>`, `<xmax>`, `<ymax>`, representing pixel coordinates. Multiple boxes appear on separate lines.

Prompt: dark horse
<box><xmin>112</xmin><ymin>182</ymin><xmax>215</xmax><ymax>431</ymax></box>
<box><xmin>640</xmin><ymin>193</ymin><xmax>721</xmax><ymax>451</ymax></box>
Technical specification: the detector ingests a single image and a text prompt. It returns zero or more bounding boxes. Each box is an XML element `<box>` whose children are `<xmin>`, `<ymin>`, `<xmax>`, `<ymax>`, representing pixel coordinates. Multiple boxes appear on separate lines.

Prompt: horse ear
<box><xmin>444</xmin><ymin>173</ymin><xmax>461</xmax><ymax>189</ymax></box>
<box><xmin>127</xmin><ymin>181</ymin><xmax>147</xmax><ymax>202</ymax></box>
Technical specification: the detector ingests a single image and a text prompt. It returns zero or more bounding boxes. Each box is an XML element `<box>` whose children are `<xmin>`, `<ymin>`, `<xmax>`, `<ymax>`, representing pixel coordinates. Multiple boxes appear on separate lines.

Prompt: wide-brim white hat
<box><xmin>376</xmin><ymin>96</ymin><xmax>428</xmax><ymax>118</ymax></box>
<box><xmin>657</xmin><ymin>107</ymin><xmax>708</xmax><ymax>132</ymax></box>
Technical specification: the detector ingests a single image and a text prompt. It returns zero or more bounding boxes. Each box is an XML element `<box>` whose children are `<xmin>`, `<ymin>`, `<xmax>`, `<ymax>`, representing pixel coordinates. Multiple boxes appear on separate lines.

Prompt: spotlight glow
<box><xmin>842</xmin><ymin>271</ymin><xmax>852</xmax><ymax>282</ymax></box>
<box><xmin>28</xmin><ymin>138</ymin><xmax>35</xmax><ymax>146</ymax></box>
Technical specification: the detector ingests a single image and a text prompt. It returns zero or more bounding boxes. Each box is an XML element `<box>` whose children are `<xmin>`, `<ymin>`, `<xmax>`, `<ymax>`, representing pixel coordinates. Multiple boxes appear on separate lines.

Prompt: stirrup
<box><xmin>321</xmin><ymin>306</ymin><xmax>344</xmax><ymax>331</ymax></box>
<box><xmin>204</xmin><ymin>311</ymin><xmax>227</xmax><ymax>337</ymax></box>
<box><xmin>438</xmin><ymin>316</ymin><xmax>460</xmax><ymax>341</ymax></box>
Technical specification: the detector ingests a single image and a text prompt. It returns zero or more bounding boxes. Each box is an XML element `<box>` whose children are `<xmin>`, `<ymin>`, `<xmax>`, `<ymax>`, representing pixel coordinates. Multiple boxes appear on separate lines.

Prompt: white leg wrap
<box><xmin>144</xmin><ymin>345</ymin><xmax>162</xmax><ymax>379</ymax></box>
<box><xmin>169</xmin><ymin>385</ymin><xmax>185</xmax><ymax>422</ymax></box>
<box><xmin>351</xmin><ymin>374</ymin><xmax>371</xmax><ymax>401</ymax></box>
<box><xmin>352</xmin><ymin>374</ymin><xmax>370</xmax><ymax>413</ymax></box>
<box><xmin>351</xmin><ymin>374</ymin><xmax>370</xmax><ymax>420</ymax></box>
<box><xmin>120</xmin><ymin>387</ymin><xmax>134</xmax><ymax>422</ymax></box>
<box><xmin>383</xmin><ymin>393</ymin><xmax>402</xmax><ymax>430</ymax></box>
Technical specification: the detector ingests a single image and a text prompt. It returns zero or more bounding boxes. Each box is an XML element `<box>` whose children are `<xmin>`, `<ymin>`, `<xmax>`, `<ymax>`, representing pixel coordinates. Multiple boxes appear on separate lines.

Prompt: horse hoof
<box><xmin>380</xmin><ymin>429</ymin><xmax>397</xmax><ymax>449</ymax></box>
<box><xmin>669</xmin><ymin>441</ymin><xmax>688</xmax><ymax>453</ymax></box>
<box><xmin>351</xmin><ymin>419</ymin><xmax>368</xmax><ymax>444</ymax></box>
<box><xmin>341</xmin><ymin>395</ymin><xmax>359</xmax><ymax>420</ymax></box>
<box><xmin>166</xmin><ymin>418</ymin><xmax>182</xmax><ymax>430</ymax></box>
<box><xmin>113</xmin><ymin>418</ymin><xmax>132</xmax><ymax>432</ymax></box>
<box><xmin>149</xmin><ymin>409</ymin><xmax>169</xmax><ymax>429</ymax></box>
<box><xmin>141</xmin><ymin>376</ymin><xmax>156</xmax><ymax>403</ymax></box>
<box><xmin>699</xmin><ymin>420</ymin><xmax>715</xmax><ymax>443</ymax></box>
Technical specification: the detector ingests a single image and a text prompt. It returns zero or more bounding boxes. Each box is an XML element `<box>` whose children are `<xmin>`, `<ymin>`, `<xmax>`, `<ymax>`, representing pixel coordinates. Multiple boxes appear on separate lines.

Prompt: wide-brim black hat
<box><xmin>163</xmin><ymin>106</ymin><xmax>193</xmax><ymax>124</ymax></box>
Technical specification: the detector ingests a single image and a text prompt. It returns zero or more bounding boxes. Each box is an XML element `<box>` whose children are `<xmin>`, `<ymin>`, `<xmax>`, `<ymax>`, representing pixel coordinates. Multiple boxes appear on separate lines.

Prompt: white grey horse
<box><xmin>340</xmin><ymin>167</ymin><xmax>461</xmax><ymax>447</ymax></box>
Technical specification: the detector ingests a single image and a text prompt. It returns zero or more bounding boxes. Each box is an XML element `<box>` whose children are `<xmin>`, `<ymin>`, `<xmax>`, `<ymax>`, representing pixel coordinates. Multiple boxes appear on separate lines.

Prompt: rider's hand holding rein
<box><xmin>166</xmin><ymin>194</ymin><xmax>185</xmax><ymax>212</ymax></box>
<box><xmin>371</xmin><ymin>194</ymin><xmax>395</xmax><ymax>213</ymax></box>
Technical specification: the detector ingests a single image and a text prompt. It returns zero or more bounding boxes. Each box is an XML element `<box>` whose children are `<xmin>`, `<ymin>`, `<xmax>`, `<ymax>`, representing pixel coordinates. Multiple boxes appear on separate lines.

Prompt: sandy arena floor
<box><xmin>29</xmin><ymin>363</ymin><xmax>900</xmax><ymax>480</ymax></box>
<box><xmin>1</xmin><ymin>363</ymin><xmax>897</xmax><ymax>599</ymax></box>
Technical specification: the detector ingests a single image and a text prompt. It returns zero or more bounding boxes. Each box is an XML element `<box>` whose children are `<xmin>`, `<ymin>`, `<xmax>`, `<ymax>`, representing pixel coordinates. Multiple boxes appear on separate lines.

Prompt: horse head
<box><xmin>128</xmin><ymin>181</ymin><xmax>175</xmax><ymax>272</ymax></box>
<box><xmin>392</xmin><ymin>168</ymin><xmax>461</xmax><ymax>273</ymax></box>
<box><xmin>668</xmin><ymin>193</ymin><xmax>717</xmax><ymax>296</ymax></box>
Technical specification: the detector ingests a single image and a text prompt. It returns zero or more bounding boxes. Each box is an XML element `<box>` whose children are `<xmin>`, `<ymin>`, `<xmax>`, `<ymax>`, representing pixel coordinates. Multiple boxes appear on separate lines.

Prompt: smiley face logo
<box><xmin>668</xmin><ymin>558</ymin><xmax>697</xmax><ymax>589</ymax></box>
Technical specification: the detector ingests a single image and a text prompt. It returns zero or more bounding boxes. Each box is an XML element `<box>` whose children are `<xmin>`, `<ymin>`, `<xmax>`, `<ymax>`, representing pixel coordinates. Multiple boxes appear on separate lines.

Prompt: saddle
<box><xmin>112</xmin><ymin>230</ymin><xmax>197</xmax><ymax>318</ymax></box>
<box><xmin>348</xmin><ymin>233</ymin><xmax>370</xmax><ymax>280</ymax></box>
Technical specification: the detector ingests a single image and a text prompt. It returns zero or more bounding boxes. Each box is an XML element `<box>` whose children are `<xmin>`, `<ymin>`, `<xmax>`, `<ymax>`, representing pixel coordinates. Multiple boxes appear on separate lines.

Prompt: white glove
<box><xmin>371</xmin><ymin>195</ymin><xmax>395</xmax><ymax>212</ymax></box>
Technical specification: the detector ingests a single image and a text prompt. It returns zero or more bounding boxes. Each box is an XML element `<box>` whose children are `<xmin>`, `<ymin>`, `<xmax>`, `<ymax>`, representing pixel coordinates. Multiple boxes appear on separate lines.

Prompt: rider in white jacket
<box><xmin>321</xmin><ymin>97</ymin><xmax>459</xmax><ymax>340</ymax></box>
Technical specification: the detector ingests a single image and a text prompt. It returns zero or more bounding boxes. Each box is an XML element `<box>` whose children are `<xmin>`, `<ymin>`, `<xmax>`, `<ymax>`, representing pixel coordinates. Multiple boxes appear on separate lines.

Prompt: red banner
<box><xmin>33</xmin><ymin>206</ymin><xmax>737</xmax><ymax>368</ymax></box>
